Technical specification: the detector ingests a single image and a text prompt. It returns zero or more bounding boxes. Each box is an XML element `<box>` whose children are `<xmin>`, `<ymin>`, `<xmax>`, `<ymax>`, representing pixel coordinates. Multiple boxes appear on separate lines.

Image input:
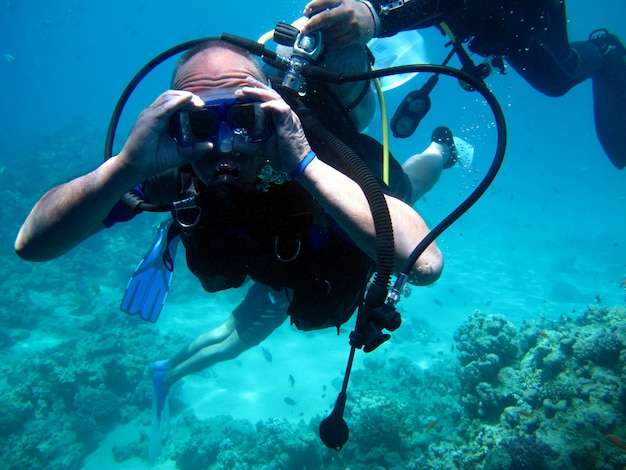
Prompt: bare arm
<box><xmin>241</xmin><ymin>79</ymin><xmax>442</xmax><ymax>285</ymax></box>
<box><xmin>15</xmin><ymin>157</ymin><xmax>139</xmax><ymax>261</ymax></box>
<box><xmin>15</xmin><ymin>90</ymin><xmax>210</xmax><ymax>262</ymax></box>
<box><xmin>295</xmin><ymin>157</ymin><xmax>442</xmax><ymax>285</ymax></box>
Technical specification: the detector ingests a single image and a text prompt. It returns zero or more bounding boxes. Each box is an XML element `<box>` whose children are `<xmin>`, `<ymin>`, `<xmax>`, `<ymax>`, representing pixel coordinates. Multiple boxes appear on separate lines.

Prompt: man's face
<box><xmin>173</xmin><ymin>47</ymin><xmax>270</xmax><ymax>184</ymax></box>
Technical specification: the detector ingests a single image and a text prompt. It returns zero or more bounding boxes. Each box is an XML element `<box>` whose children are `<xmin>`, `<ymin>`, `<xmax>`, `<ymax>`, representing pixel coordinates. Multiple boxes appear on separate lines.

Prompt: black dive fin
<box><xmin>591</xmin><ymin>30</ymin><xmax>626</xmax><ymax>169</ymax></box>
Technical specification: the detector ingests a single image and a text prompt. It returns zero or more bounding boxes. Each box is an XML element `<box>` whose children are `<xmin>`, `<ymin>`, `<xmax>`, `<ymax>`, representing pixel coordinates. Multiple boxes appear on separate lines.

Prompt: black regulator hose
<box><xmin>104</xmin><ymin>35</ymin><xmax>507</xmax><ymax>294</ymax></box>
<box><xmin>103</xmin><ymin>36</ymin><xmax>221</xmax><ymax>160</ymax></box>
<box><xmin>300</xmin><ymin>62</ymin><xmax>506</xmax><ymax>451</ymax></box>
<box><xmin>302</xmin><ymin>63</ymin><xmax>507</xmax><ymax>285</ymax></box>
<box><xmin>398</xmin><ymin>69</ymin><xmax>506</xmax><ymax>275</ymax></box>
<box><xmin>223</xmin><ymin>34</ymin><xmax>507</xmax><ymax>289</ymax></box>
<box><xmin>297</xmin><ymin>109</ymin><xmax>395</xmax><ymax>299</ymax></box>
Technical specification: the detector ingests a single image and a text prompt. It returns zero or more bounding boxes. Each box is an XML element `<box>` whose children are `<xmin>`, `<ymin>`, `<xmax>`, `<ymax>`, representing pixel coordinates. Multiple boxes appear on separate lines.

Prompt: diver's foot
<box><xmin>589</xmin><ymin>29</ymin><xmax>626</xmax><ymax>169</ymax></box>
<box><xmin>152</xmin><ymin>360</ymin><xmax>169</xmax><ymax>426</ymax></box>
<box><xmin>589</xmin><ymin>29</ymin><xmax>626</xmax><ymax>84</ymax></box>
<box><xmin>589</xmin><ymin>29</ymin><xmax>626</xmax><ymax>61</ymax></box>
<box><xmin>431</xmin><ymin>126</ymin><xmax>459</xmax><ymax>169</ymax></box>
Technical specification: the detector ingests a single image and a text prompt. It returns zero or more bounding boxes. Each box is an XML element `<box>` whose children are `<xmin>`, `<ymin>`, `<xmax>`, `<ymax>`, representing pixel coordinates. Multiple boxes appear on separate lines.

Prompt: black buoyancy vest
<box><xmin>179</xmin><ymin>177</ymin><xmax>375</xmax><ymax>331</ymax></box>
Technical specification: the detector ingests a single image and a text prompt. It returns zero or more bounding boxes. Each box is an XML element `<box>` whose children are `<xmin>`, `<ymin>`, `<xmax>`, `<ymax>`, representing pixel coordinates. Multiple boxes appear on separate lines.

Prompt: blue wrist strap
<box><xmin>289</xmin><ymin>150</ymin><xmax>317</xmax><ymax>179</ymax></box>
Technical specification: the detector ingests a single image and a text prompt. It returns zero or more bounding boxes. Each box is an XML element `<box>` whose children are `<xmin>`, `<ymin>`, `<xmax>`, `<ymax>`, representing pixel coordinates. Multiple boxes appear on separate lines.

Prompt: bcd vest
<box><xmin>178</xmin><ymin>176</ymin><xmax>374</xmax><ymax>331</ymax></box>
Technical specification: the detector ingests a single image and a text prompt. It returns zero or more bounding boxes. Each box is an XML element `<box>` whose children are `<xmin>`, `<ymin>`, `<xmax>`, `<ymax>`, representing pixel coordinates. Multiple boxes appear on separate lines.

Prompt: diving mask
<box><xmin>170</xmin><ymin>97</ymin><xmax>273</xmax><ymax>147</ymax></box>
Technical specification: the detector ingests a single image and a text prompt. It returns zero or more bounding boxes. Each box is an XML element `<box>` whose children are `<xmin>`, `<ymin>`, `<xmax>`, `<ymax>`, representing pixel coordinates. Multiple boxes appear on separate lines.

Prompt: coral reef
<box><xmin>453</xmin><ymin>305</ymin><xmax>626</xmax><ymax>469</ymax></box>
<box><xmin>147</xmin><ymin>413</ymin><xmax>320</xmax><ymax>470</ymax></box>
<box><xmin>504</xmin><ymin>435</ymin><xmax>557</xmax><ymax>469</ymax></box>
<box><xmin>2</xmin><ymin>144</ymin><xmax>626</xmax><ymax>469</ymax></box>
<box><xmin>454</xmin><ymin>311</ymin><xmax>519</xmax><ymax>419</ymax></box>
<box><xmin>0</xmin><ymin>309</ymin><xmax>187</xmax><ymax>470</ymax></box>
<box><xmin>2</xmin><ymin>301</ymin><xmax>625</xmax><ymax>469</ymax></box>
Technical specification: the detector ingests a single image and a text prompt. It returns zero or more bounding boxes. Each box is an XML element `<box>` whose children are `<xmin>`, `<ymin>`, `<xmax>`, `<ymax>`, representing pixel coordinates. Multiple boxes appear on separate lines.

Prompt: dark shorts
<box><xmin>232</xmin><ymin>282</ymin><xmax>290</xmax><ymax>345</ymax></box>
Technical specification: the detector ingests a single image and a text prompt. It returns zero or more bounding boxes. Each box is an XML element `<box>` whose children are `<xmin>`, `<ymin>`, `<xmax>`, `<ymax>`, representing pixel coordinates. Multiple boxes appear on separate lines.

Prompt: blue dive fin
<box><xmin>120</xmin><ymin>219</ymin><xmax>179</xmax><ymax>322</ymax></box>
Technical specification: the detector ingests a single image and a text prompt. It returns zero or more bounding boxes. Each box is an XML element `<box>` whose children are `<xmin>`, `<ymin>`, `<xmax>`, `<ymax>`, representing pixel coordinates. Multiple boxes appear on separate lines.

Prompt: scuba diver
<box><xmin>302</xmin><ymin>0</ymin><xmax>626</xmax><ymax>170</ymax></box>
<box><xmin>14</xmin><ymin>38</ymin><xmax>447</xmax><ymax>457</ymax></box>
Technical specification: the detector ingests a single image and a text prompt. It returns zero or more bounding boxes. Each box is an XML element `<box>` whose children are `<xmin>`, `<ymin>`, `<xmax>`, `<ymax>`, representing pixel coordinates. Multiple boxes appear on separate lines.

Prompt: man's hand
<box><xmin>301</xmin><ymin>0</ymin><xmax>376</xmax><ymax>46</ymax></box>
<box><xmin>237</xmin><ymin>78</ymin><xmax>311</xmax><ymax>175</ymax></box>
<box><xmin>119</xmin><ymin>90</ymin><xmax>212</xmax><ymax>180</ymax></box>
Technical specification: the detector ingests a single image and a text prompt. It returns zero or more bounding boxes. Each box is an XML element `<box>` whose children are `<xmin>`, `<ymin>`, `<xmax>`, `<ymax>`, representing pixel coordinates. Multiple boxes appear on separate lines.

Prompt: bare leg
<box><xmin>163</xmin><ymin>315</ymin><xmax>249</xmax><ymax>387</ymax></box>
<box><xmin>402</xmin><ymin>141</ymin><xmax>449</xmax><ymax>204</ymax></box>
<box><xmin>157</xmin><ymin>283</ymin><xmax>288</xmax><ymax>389</ymax></box>
<box><xmin>148</xmin><ymin>285</ymin><xmax>286</xmax><ymax>458</ymax></box>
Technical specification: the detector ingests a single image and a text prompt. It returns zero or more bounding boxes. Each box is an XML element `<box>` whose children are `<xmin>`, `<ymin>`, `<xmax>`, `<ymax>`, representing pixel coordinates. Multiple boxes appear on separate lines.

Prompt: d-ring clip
<box><xmin>274</xmin><ymin>235</ymin><xmax>301</xmax><ymax>262</ymax></box>
<box><xmin>173</xmin><ymin>196</ymin><xmax>202</xmax><ymax>229</ymax></box>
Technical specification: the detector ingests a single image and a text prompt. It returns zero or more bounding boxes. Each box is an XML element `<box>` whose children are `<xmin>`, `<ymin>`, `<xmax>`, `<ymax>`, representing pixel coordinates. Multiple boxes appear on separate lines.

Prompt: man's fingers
<box><xmin>149</xmin><ymin>90</ymin><xmax>204</xmax><ymax>118</ymax></box>
<box><xmin>238</xmin><ymin>80</ymin><xmax>283</xmax><ymax>104</ymax></box>
<box><xmin>302</xmin><ymin>1</ymin><xmax>343</xmax><ymax>33</ymax></box>
<box><xmin>323</xmin><ymin>23</ymin><xmax>355</xmax><ymax>46</ymax></box>
<box><xmin>304</xmin><ymin>0</ymin><xmax>342</xmax><ymax>18</ymax></box>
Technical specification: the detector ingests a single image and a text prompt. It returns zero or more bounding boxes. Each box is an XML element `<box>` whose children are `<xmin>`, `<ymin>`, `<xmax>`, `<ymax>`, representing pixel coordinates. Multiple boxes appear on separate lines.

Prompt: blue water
<box><xmin>1</xmin><ymin>1</ymin><xmax>625</xmax><ymax>469</ymax></box>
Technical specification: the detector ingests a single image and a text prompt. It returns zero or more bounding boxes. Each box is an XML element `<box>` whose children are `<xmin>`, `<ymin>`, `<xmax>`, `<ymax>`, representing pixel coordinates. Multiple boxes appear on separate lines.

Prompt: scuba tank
<box><xmin>270</xmin><ymin>17</ymin><xmax>376</xmax><ymax>133</ymax></box>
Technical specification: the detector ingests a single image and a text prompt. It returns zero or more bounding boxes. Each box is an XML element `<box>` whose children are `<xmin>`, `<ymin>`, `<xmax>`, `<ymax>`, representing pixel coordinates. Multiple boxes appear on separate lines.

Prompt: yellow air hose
<box><xmin>372</xmin><ymin>74</ymin><xmax>390</xmax><ymax>185</ymax></box>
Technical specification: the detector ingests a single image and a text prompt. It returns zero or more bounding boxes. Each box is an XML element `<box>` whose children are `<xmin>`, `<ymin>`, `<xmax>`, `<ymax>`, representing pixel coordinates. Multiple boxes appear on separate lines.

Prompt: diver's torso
<box><xmin>174</xmin><ymin>177</ymin><xmax>375</xmax><ymax>330</ymax></box>
<box><xmin>180</xmin><ymin>179</ymin><xmax>318</xmax><ymax>292</ymax></box>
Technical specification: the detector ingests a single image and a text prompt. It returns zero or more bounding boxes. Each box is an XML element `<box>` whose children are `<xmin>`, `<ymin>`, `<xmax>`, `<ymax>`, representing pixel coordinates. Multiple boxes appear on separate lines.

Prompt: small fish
<box><xmin>425</xmin><ymin>419</ymin><xmax>437</xmax><ymax>431</ymax></box>
<box><xmin>90</xmin><ymin>282</ymin><xmax>101</xmax><ymax>296</ymax></box>
<box><xmin>434</xmin><ymin>299</ymin><xmax>443</xmax><ymax>307</ymax></box>
<box><xmin>537</xmin><ymin>330</ymin><xmax>549</xmax><ymax>338</ymax></box>
<box><xmin>607</xmin><ymin>434</ymin><xmax>626</xmax><ymax>450</ymax></box>
<box><xmin>261</xmin><ymin>346</ymin><xmax>272</xmax><ymax>363</ymax></box>
<box><xmin>284</xmin><ymin>397</ymin><xmax>296</xmax><ymax>406</ymax></box>
<box><xmin>288</xmin><ymin>374</ymin><xmax>295</xmax><ymax>387</ymax></box>
<box><xmin>3</xmin><ymin>53</ymin><xmax>15</xmax><ymax>63</ymax></box>
<box><xmin>595</xmin><ymin>295</ymin><xmax>602</xmax><ymax>304</ymax></box>
<box><xmin>518</xmin><ymin>409</ymin><xmax>533</xmax><ymax>417</ymax></box>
